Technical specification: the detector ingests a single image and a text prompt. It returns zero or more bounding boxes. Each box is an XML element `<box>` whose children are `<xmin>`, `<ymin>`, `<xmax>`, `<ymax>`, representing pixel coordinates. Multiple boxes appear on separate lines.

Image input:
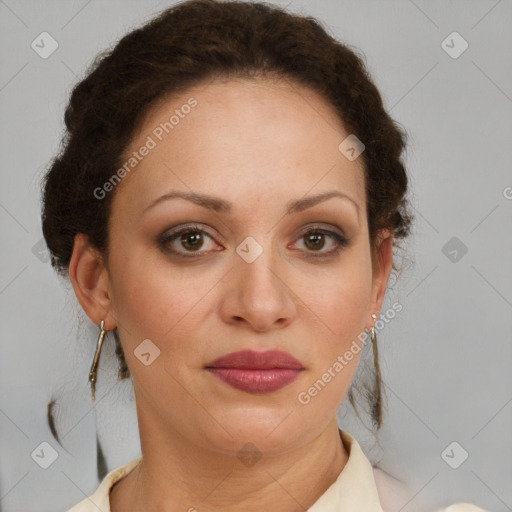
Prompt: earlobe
<box><xmin>68</xmin><ymin>233</ymin><xmax>116</xmax><ymax>330</ymax></box>
<box><xmin>368</xmin><ymin>229</ymin><xmax>394</xmax><ymax>327</ymax></box>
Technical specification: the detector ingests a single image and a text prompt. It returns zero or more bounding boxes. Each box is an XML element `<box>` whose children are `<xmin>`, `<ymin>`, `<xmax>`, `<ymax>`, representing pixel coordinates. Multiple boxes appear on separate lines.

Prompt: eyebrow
<box><xmin>142</xmin><ymin>190</ymin><xmax>360</xmax><ymax>217</ymax></box>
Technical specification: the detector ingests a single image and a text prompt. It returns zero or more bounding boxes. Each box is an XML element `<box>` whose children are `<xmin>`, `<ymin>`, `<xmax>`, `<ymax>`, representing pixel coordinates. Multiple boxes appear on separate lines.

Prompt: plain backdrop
<box><xmin>0</xmin><ymin>0</ymin><xmax>511</xmax><ymax>511</ymax></box>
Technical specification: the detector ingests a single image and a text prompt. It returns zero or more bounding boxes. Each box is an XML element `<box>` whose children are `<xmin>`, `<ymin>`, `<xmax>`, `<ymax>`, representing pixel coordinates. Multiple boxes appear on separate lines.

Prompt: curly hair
<box><xmin>41</xmin><ymin>0</ymin><xmax>413</xmax><ymax>441</ymax></box>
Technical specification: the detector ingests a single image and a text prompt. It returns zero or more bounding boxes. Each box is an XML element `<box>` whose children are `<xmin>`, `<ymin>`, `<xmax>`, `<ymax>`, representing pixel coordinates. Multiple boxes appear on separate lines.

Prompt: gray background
<box><xmin>0</xmin><ymin>0</ymin><xmax>511</xmax><ymax>511</ymax></box>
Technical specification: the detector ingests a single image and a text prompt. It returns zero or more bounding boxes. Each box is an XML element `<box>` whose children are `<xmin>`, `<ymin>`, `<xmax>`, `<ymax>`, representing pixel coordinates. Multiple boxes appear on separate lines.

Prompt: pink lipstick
<box><xmin>205</xmin><ymin>349</ymin><xmax>304</xmax><ymax>393</ymax></box>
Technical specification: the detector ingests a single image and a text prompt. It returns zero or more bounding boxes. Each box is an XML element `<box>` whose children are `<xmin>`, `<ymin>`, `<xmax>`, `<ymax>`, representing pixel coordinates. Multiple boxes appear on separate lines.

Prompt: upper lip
<box><xmin>205</xmin><ymin>350</ymin><xmax>304</xmax><ymax>370</ymax></box>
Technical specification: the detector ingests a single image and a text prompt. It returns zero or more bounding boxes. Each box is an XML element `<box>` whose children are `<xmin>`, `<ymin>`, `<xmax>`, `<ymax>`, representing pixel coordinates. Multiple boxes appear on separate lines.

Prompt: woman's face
<box><xmin>88</xmin><ymin>77</ymin><xmax>392</xmax><ymax>455</ymax></box>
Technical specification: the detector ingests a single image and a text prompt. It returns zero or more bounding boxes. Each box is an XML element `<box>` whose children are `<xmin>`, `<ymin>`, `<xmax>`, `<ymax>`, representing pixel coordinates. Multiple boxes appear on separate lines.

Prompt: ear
<box><xmin>367</xmin><ymin>228</ymin><xmax>394</xmax><ymax>329</ymax></box>
<box><xmin>68</xmin><ymin>233</ymin><xmax>117</xmax><ymax>330</ymax></box>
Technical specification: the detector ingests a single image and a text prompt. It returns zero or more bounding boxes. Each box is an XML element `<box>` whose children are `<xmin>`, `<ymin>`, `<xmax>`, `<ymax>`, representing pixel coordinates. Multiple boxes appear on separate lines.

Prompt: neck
<box><xmin>111</xmin><ymin>412</ymin><xmax>349</xmax><ymax>512</ymax></box>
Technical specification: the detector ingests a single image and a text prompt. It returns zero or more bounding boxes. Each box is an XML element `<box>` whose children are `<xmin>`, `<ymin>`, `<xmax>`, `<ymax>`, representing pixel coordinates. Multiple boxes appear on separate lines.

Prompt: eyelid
<box><xmin>159</xmin><ymin>222</ymin><xmax>213</xmax><ymax>240</ymax></box>
<box><xmin>294</xmin><ymin>222</ymin><xmax>346</xmax><ymax>238</ymax></box>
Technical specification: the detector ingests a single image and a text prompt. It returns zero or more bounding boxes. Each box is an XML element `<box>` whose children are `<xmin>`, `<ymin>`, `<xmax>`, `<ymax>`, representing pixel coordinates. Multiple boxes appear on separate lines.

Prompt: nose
<box><xmin>219</xmin><ymin>248</ymin><xmax>296</xmax><ymax>333</ymax></box>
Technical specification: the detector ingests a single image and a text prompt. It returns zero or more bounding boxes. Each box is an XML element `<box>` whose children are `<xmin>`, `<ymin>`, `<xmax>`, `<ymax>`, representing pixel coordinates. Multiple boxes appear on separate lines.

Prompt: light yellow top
<box><xmin>67</xmin><ymin>429</ymin><xmax>488</xmax><ymax>512</ymax></box>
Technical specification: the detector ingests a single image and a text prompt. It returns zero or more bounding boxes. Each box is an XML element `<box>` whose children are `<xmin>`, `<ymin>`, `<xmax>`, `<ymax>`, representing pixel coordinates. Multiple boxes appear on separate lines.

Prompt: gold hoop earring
<box><xmin>88</xmin><ymin>320</ymin><xmax>107</xmax><ymax>402</ymax></box>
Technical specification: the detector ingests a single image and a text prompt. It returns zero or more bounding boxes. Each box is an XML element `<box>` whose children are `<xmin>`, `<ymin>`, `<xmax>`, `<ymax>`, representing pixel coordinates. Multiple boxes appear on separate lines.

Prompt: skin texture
<box><xmin>69</xmin><ymin>76</ymin><xmax>394</xmax><ymax>511</ymax></box>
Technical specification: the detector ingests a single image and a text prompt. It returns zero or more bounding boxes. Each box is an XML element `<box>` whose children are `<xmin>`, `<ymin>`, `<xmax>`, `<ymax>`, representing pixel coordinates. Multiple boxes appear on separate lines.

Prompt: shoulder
<box><xmin>372</xmin><ymin>466</ymin><xmax>412</xmax><ymax>511</ymax></box>
<box><xmin>66</xmin><ymin>456</ymin><xmax>142</xmax><ymax>512</ymax></box>
<box><xmin>372</xmin><ymin>468</ymin><xmax>489</xmax><ymax>512</ymax></box>
<box><xmin>435</xmin><ymin>505</ymin><xmax>490</xmax><ymax>512</ymax></box>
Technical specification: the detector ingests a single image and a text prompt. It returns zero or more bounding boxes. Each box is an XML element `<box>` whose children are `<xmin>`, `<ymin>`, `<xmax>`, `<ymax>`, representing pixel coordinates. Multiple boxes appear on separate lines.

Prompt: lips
<box><xmin>205</xmin><ymin>349</ymin><xmax>304</xmax><ymax>393</ymax></box>
<box><xmin>205</xmin><ymin>349</ymin><xmax>304</xmax><ymax>370</ymax></box>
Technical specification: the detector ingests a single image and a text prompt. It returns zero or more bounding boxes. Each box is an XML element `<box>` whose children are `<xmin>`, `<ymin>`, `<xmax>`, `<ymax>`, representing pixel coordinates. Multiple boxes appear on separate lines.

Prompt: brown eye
<box><xmin>179</xmin><ymin>231</ymin><xmax>204</xmax><ymax>251</ymax></box>
<box><xmin>304</xmin><ymin>232</ymin><xmax>326</xmax><ymax>251</ymax></box>
<box><xmin>294</xmin><ymin>227</ymin><xmax>349</xmax><ymax>258</ymax></box>
<box><xmin>158</xmin><ymin>224</ymin><xmax>219</xmax><ymax>257</ymax></box>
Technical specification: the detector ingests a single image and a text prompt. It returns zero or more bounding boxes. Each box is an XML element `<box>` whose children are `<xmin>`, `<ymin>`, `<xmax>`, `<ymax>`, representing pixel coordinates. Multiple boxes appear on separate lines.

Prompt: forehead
<box><xmin>112</xmin><ymin>76</ymin><xmax>366</xmax><ymax>218</ymax></box>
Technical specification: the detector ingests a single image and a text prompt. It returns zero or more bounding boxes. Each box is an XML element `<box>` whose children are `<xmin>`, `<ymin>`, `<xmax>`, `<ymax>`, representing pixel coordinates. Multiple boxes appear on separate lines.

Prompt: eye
<box><xmin>158</xmin><ymin>224</ymin><xmax>220</xmax><ymax>257</ymax></box>
<box><xmin>158</xmin><ymin>223</ymin><xmax>350</xmax><ymax>259</ymax></box>
<box><xmin>293</xmin><ymin>226</ymin><xmax>349</xmax><ymax>258</ymax></box>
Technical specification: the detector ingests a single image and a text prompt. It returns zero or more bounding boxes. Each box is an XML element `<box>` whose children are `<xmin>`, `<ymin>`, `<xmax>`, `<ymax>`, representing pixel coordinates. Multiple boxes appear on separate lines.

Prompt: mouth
<box><xmin>204</xmin><ymin>349</ymin><xmax>305</xmax><ymax>394</ymax></box>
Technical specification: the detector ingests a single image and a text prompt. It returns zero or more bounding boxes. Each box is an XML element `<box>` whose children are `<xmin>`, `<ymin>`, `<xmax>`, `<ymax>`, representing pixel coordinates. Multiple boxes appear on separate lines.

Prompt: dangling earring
<box><xmin>88</xmin><ymin>320</ymin><xmax>107</xmax><ymax>402</ymax></box>
<box><xmin>370</xmin><ymin>313</ymin><xmax>377</xmax><ymax>344</ymax></box>
<box><xmin>369</xmin><ymin>313</ymin><xmax>382</xmax><ymax>428</ymax></box>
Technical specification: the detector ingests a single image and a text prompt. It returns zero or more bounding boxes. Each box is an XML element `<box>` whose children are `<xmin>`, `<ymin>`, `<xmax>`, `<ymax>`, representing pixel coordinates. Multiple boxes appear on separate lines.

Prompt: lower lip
<box><xmin>206</xmin><ymin>368</ymin><xmax>302</xmax><ymax>393</ymax></box>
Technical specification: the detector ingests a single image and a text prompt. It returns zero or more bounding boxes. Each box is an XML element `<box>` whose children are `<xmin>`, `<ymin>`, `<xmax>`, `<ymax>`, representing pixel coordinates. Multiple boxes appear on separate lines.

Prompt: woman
<box><xmin>41</xmin><ymin>1</ymin><xmax>488</xmax><ymax>510</ymax></box>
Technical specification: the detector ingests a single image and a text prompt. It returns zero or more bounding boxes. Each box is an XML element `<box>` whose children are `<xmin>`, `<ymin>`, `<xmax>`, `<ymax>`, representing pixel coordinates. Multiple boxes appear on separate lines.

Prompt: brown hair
<box><xmin>42</xmin><ymin>0</ymin><xmax>412</xmax><ymax>443</ymax></box>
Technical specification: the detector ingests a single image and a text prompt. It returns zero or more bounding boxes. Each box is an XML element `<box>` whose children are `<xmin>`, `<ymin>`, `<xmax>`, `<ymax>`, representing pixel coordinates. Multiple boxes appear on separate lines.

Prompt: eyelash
<box><xmin>158</xmin><ymin>223</ymin><xmax>349</xmax><ymax>259</ymax></box>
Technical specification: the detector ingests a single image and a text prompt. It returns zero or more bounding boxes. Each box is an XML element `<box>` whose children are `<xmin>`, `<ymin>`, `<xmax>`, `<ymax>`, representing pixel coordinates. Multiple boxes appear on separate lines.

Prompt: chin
<box><xmin>201</xmin><ymin>408</ymin><xmax>306</xmax><ymax>455</ymax></box>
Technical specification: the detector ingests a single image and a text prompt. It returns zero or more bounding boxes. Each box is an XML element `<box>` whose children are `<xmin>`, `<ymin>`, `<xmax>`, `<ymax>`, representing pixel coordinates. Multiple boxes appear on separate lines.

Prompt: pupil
<box><xmin>306</xmin><ymin>233</ymin><xmax>324</xmax><ymax>250</ymax></box>
<box><xmin>182</xmin><ymin>231</ymin><xmax>202</xmax><ymax>250</ymax></box>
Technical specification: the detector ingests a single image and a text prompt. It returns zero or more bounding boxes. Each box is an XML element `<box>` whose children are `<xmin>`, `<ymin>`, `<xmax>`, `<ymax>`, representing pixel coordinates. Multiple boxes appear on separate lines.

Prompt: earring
<box><xmin>88</xmin><ymin>320</ymin><xmax>107</xmax><ymax>402</ymax></box>
<box><xmin>370</xmin><ymin>313</ymin><xmax>377</xmax><ymax>345</ymax></box>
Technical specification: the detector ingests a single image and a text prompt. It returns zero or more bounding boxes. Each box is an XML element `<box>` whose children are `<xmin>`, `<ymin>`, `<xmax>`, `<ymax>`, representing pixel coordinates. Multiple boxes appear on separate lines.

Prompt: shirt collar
<box><xmin>307</xmin><ymin>429</ymin><xmax>384</xmax><ymax>511</ymax></box>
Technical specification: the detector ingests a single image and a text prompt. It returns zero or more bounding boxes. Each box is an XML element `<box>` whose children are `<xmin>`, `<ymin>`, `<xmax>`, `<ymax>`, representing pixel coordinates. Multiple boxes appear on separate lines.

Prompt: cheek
<box><xmin>108</xmin><ymin>249</ymin><xmax>201</xmax><ymax>342</ymax></box>
<box><xmin>298</xmin><ymin>246</ymin><xmax>373</xmax><ymax>394</ymax></box>
<box><xmin>293</xmin><ymin>262</ymin><xmax>373</xmax><ymax>421</ymax></box>
<box><xmin>108</xmin><ymin>257</ymin><xmax>207</xmax><ymax>396</ymax></box>
<box><xmin>304</xmin><ymin>250</ymin><xmax>373</xmax><ymax>340</ymax></box>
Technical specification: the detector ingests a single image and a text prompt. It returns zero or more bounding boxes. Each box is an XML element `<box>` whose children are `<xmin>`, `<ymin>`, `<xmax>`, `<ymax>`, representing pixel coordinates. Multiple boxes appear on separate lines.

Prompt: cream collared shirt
<box><xmin>67</xmin><ymin>429</ymin><xmax>488</xmax><ymax>512</ymax></box>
